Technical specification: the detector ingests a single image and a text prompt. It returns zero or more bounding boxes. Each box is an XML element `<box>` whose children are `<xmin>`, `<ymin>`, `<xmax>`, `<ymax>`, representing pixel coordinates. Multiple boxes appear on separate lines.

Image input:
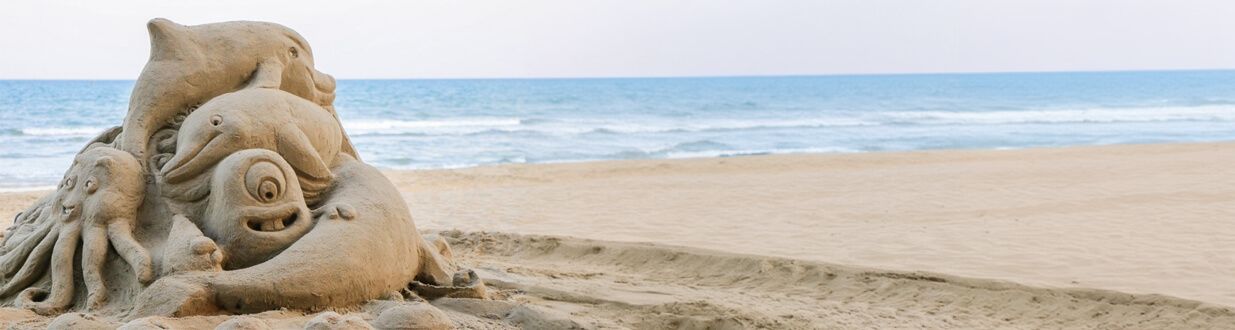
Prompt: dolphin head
<box><xmin>281</xmin><ymin>30</ymin><xmax>336</xmax><ymax>107</ymax></box>
<box><xmin>159</xmin><ymin>94</ymin><xmax>254</xmax><ymax>184</ymax></box>
<box><xmin>247</xmin><ymin>22</ymin><xmax>336</xmax><ymax>107</ymax></box>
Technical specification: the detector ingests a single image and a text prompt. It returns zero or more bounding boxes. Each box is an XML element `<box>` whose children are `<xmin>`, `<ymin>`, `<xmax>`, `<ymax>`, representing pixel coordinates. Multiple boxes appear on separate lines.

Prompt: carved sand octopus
<box><xmin>0</xmin><ymin>18</ymin><xmax>470</xmax><ymax>317</ymax></box>
<box><xmin>1</xmin><ymin>145</ymin><xmax>150</xmax><ymax>314</ymax></box>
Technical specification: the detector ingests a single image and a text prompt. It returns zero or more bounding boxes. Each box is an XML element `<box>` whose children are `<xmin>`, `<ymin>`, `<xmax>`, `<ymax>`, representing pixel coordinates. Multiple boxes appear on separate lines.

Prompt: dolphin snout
<box><xmin>313</xmin><ymin>70</ymin><xmax>336</xmax><ymax>106</ymax></box>
<box><xmin>161</xmin><ymin>130</ymin><xmax>222</xmax><ymax>184</ymax></box>
<box><xmin>314</xmin><ymin>71</ymin><xmax>335</xmax><ymax>93</ymax></box>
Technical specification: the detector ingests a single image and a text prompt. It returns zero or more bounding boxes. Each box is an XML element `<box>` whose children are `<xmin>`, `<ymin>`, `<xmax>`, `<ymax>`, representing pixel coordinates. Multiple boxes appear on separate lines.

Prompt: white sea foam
<box><xmin>659</xmin><ymin>147</ymin><xmax>860</xmax><ymax>160</ymax></box>
<box><xmin>0</xmin><ymin>185</ymin><xmax>55</xmax><ymax>193</ymax></box>
<box><xmin>343</xmin><ymin>117</ymin><xmax>879</xmax><ymax>137</ymax></box>
<box><xmin>20</xmin><ymin>126</ymin><xmax>111</xmax><ymax>137</ymax></box>
<box><xmin>344</xmin><ymin>118</ymin><xmax>521</xmax><ymax>132</ymax></box>
<box><xmin>878</xmin><ymin>105</ymin><xmax>1235</xmax><ymax>126</ymax></box>
<box><xmin>340</xmin><ymin>105</ymin><xmax>1235</xmax><ymax>139</ymax></box>
<box><xmin>580</xmin><ymin>118</ymin><xmax>879</xmax><ymax>134</ymax></box>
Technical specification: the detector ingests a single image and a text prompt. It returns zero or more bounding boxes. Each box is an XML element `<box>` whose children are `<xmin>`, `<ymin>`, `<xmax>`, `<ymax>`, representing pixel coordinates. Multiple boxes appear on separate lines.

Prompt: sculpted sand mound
<box><xmin>0</xmin><ymin>18</ymin><xmax>466</xmax><ymax>321</ymax></box>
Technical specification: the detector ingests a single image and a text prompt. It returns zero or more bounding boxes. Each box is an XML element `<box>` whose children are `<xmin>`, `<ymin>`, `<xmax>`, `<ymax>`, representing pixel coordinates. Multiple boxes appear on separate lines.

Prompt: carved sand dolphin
<box><xmin>160</xmin><ymin>88</ymin><xmax>342</xmax><ymax>203</ymax></box>
<box><xmin>118</xmin><ymin>18</ymin><xmax>355</xmax><ymax>166</ymax></box>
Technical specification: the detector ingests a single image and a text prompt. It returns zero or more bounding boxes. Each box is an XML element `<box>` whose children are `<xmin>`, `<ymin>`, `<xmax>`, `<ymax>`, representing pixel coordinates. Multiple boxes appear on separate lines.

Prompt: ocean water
<box><xmin>3</xmin><ymin>70</ymin><xmax>1235</xmax><ymax>189</ymax></box>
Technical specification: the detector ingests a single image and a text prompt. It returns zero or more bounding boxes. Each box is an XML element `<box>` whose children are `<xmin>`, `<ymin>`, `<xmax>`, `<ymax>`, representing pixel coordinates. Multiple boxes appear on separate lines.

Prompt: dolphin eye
<box><xmin>209</xmin><ymin>115</ymin><xmax>223</xmax><ymax>127</ymax></box>
<box><xmin>289</xmin><ymin>47</ymin><xmax>299</xmax><ymax>59</ymax></box>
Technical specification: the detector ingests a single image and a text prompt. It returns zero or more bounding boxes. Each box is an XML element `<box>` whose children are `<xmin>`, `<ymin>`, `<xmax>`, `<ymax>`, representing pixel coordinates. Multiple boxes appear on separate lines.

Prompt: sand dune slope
<box><xmin>445</xmin><ymin>231</ymin><xmax>1235</xmax><ymax>329</ymax></box>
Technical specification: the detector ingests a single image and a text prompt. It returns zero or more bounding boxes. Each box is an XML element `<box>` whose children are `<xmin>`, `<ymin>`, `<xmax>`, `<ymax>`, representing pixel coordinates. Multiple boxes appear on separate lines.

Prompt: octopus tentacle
<box><xmin>81</xmin><ymin>225</ymin><xmax>109</xmax><ymax>309</ymax></box>
<box><xmin>2</xmin><ymin>199</ymin><xmax>48</xmax><ymax>250</ymax></box>
<box><xmin>29</xmin><ymin>224</ymin><xmax>81</xmax><ymax>314</ymax></box>
<box><xmin>11</xmin><ymin>206</ymin><xmax>39</xmax><ymax>229</ymax></box>
<box><xmin>15</xmin><ymin>287</ymin><xmax>48</xmax><ymax>308</ymax></box>
<box><xmin>109</xmin><ymin>221</ymin><xmax>152</xmax><ymax>284</ymax></box>
<box><xmin>0</xmin><ymin>219</ymin><xmax>55</xmax><ymax>278</ymax></box>
<box><xmin>13</xmin><ymin>194</ymin><xmax>51</xmax><ymax>226</ymax></box>
<box><xmin>0</xmin><ymin>223</ymin><xmax>59</xmax><ymax>297</ymax></box>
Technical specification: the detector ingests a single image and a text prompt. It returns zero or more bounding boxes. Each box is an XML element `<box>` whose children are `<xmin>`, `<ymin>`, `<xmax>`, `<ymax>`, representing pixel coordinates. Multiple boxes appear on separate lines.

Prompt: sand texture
<box><xmin>0</xmin><ymin>230</ymin><xmax>1229</xmax><ymax>329</ymax></box>
<box><xmin>2</xmin><ymin>142</ymin><xmax>1234</xmax><ymax>328</ymax></box>
<box><xmin>396</xmin><ymin>142</ymin><xmax>1235</xmax><ymax>309</ymax></box>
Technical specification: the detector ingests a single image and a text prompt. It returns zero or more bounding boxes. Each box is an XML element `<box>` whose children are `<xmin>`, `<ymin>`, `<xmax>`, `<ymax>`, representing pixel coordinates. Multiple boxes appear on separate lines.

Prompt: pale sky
<box><xmin>2</xmin><ymin>0</ymin><xmax>1235</xmax><ymax>79</ymax></box>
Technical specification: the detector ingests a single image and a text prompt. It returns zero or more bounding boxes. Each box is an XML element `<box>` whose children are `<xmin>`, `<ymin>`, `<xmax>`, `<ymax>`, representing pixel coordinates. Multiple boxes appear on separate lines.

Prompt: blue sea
<box><xmin>3</xmin><ymin>70</ymin><xmax>1235</xmax><ymax>190</ymax></box>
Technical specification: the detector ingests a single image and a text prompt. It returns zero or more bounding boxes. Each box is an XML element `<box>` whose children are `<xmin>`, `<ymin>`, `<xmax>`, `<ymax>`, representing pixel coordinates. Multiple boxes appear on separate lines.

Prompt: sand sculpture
<box><xmin>4</xmin><ymin>147</ymin><xmax>151</xmax><ymax>315</ymax></box>
<box><xmin>162</xmin><ymin>89</ymin><xmax>344</xmax><ymax>205</ymax></box>
<box><xmin>118</xmin><ymin>18</ymin><xmax>356</xmax><ymax>167</ymax></box>
<box><xmin>0</xmin><ymin>18</ymin><xmax>475</xmax><ymax>320</ymax></box>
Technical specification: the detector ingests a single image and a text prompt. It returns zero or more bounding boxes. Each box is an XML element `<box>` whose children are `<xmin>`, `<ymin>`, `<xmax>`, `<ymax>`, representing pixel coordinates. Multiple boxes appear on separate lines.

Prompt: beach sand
<box><xmin>2</xmin><ymin>142</ymin><xmax>1235</xmax><ymax>328</ymax></box>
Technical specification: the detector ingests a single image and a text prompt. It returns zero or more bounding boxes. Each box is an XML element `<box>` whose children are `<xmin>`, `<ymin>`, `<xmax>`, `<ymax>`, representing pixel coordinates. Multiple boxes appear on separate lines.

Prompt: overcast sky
<box><xmin>2</xmin><ymin>0</ymin><xmax>1234</xmax><ymax>79</ymax></box>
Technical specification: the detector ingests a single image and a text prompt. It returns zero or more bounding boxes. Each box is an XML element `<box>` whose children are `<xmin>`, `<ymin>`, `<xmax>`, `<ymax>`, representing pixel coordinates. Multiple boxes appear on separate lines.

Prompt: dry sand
<box><xmin>395</xmin><ymin>142</ymin><xmax>1235</xmax><ymax>307</ymax></box>
<box><xmin>2</xmin><ymin>142</ymin><xmax>1235</xmax><ymax>328</ymax></box>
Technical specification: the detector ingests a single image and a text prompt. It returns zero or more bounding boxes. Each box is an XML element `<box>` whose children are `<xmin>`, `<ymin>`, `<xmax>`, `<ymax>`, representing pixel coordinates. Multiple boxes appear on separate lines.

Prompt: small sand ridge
<box><xmin>0</xmin><ymin>230</ymin><xmax>1228</xmax><ymax>329</ymax></box>
<box><xmin>446</xmin><ymin>231</ymin><xmax>1235</xmax><ymax>329</ymax></box>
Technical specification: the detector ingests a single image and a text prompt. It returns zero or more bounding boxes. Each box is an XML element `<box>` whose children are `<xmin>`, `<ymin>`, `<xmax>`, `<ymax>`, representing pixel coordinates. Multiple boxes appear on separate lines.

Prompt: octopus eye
<box><xmin>244</xmin><ymin>161</ymin><xmax>285</xmax><ymax>203</ymax></box>
<box><xmin>289</xmin><ymin>47</ymin><xmax>299</xmax><ymax>58</ymax></box>
<box><xmin>85</xmin><ymin>179</ymin><xmax>97</xmax><ymax>194</ymax></box>
<box><xmin>209</xmin><ymin>115</ymin><xmax>223</xmax><ymax>127</ymax></box>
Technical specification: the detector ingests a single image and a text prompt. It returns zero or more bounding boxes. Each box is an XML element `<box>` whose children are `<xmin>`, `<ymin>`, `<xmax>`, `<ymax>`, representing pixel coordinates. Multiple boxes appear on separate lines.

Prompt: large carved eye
<box><xmin>209</xmin><ymin>115</ymin><xmax>223</xmax><ymax>127</ymax></box>
<box><xmin>85</xmin><ymin>178</ymin><xmax>98</xmax><ymax>194</ymax></box>
<box><xmin>244</xmin><ymin>161</ymin><xmax>284</xmax><ymax>203</ymax></box>
<box><xmin>62</xmin><ymin>177</ymin><xmax>75</xmax><ymax>190</ymax></box>
<box><xmin>289</xmin><ymin>47</ymin><xmax>299</xmax><ymax>59</ymax></box>
<box><xmin>258</xmin><ymin>180</ymin><xmax>278</xmax><ymax>202</ymax></box>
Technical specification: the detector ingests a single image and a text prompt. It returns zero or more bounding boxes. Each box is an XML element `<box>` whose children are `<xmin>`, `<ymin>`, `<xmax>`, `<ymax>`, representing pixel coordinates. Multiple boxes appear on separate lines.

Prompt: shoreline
<box><xmin>3</xmin><ymin>141</ymin><xmax>1234</xmax><ymax>307</ymax></box>
<box><xmin>5</xmin><ymin>140</ymin><xmax>1226</xmax><ymax>192</ymax></box>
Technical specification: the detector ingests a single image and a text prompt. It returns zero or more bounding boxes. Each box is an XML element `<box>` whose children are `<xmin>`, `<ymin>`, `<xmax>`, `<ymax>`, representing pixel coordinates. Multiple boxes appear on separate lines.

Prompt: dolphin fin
<box><xmin>323</xmin><ymin>106</ymin><xmax>361</xmax><ymax>160</ymax></box>
<box><xmin>245</xmin><ymin>58</ymin><xmax>285</xmax><ymax>90</ymax></box>
<box><xmin>147</xmin><ymin>18</ymin><xmax>194</xmax><ymax>61</ymax></box>
<box><xmin>276</xmin><ymin>125</ymin><xmax>333</xmax><ymax>182</ymax></box>
<box><xmin>339</xmin><ymin>135</ymin><xmax>360</xmax><ymax>160</ymax></box>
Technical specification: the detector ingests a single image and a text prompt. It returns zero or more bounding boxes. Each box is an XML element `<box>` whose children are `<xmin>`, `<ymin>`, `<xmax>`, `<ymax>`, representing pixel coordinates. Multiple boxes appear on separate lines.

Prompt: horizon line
<box><xmin>3</xmin><ymin>67</ymin><xmax>1234</xmax><ymax>81</ymax></box>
